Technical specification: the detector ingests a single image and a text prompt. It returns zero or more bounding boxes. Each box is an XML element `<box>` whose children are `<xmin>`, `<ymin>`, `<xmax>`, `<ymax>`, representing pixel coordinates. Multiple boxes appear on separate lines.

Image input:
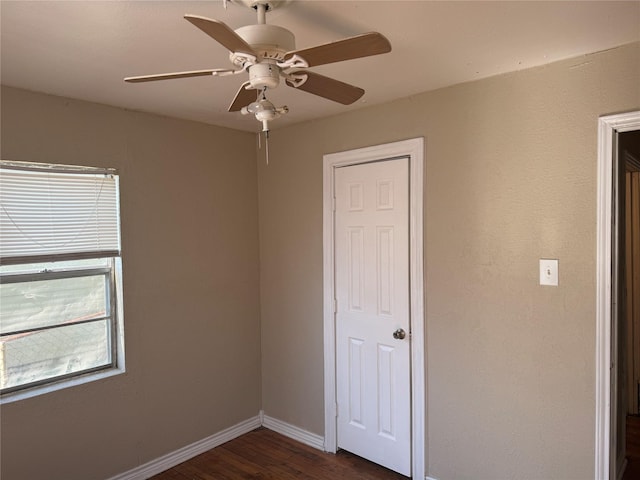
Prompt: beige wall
<box><xmin>0</xmin><ymin>87</ymin><xmax>262</xmax><ymax>480</ymax></box>
<box><xmin>259</xmin><ymin>42</ymin><xmax>640</xmax><ymax>479</ymax></box>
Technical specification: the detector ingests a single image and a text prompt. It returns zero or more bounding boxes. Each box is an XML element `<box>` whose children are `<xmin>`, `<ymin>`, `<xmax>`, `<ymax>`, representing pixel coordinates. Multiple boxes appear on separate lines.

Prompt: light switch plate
<box><xmin>539</xmin><ymin>259</ymin><xmax>559</xmax><ymax>286</ymax></box>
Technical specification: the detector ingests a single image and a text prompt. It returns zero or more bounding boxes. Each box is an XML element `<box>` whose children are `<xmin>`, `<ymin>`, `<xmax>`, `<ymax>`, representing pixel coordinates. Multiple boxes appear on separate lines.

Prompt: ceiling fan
<box><xmin>124</xmin><ymin>0</ymin><xmax>391</xmax><ymax>132</ymax></box>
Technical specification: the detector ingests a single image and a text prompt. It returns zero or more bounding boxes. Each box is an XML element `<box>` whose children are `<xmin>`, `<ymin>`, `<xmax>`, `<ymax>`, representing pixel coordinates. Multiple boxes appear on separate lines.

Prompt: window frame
<box><xmin>0</xmin><ymin>161</ymin><xmax>125</xmax><ymax>403</ymax></box>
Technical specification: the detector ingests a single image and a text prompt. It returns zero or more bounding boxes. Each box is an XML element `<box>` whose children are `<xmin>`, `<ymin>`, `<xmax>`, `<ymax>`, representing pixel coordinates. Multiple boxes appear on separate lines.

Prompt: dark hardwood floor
<box><xmin>150</xmin><ymin>427</ymin><xmax>407</xmax><ymax>480</ymax></box>
<box><xmin>624</xmin><ymin>415</ymin><xmax>640</xmax><ymax>480</ymax></box>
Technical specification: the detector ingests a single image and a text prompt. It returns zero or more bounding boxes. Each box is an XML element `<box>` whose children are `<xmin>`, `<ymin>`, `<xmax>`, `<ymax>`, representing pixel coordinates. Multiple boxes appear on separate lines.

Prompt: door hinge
<box><xmin>334</xmin><ymin>298</ymin><xmax>337</xmax><ymax>314</ymax></box>
<box><xmin>332</xmin><ymin>196</ymin><xmax>336</xmax><ymax>212</ymax></box>
<box><xmin>334</xmin><ymin>402</ymin><xmax>339</xmax><ymax>418</ymax></box>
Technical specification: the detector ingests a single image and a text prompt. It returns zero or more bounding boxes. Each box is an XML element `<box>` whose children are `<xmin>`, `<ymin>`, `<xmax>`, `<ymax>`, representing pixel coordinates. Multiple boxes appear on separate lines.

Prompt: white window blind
<box><xmin>0</xmin><ymin>162</ymin><xmax>121</xmax><ymax>265</ymax></box>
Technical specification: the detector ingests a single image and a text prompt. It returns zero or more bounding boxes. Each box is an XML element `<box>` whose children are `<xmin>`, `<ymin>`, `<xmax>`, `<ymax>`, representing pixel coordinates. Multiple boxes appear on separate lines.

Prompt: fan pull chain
<box><xmin>256</xmin><ymin>130</ymin><xmax>270</xmax><ymax>165</ymax></box>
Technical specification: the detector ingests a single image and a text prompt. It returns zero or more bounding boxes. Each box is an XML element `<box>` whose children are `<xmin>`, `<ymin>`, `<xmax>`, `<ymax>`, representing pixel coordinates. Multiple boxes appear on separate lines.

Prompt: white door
<box><xmin>334</xmin><ymin>157</ymin><xmax>411</xmax><ymax>476</ymax></box>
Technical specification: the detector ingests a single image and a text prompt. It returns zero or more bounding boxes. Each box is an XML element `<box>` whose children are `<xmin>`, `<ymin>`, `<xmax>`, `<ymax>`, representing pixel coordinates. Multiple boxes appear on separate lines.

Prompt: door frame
<box><xmin>323</xmin><ymin>137</ymin><xmax>425</xmax><ymax>479</ymax></box>
<box><xmin>595</xmin><ymin>111</ymin><xmax>640</xmax><ymax>480</ymax></box>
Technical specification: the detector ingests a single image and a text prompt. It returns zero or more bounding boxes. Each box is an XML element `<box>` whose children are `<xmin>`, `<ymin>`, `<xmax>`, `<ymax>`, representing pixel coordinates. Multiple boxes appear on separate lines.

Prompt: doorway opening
<box><xmin>618</xmin><ymin>130</ymin><xmax>640</xmax><ymax>480</ymax></box>
<box><xmin>322</xmin><ymin>138</ymin><xmax>425</xmax><ymax>479</ymax></box>
<box><xmin>596</xmin><ymin>111</ymin><xmax>640</xmax><ymax>480</ymax></box>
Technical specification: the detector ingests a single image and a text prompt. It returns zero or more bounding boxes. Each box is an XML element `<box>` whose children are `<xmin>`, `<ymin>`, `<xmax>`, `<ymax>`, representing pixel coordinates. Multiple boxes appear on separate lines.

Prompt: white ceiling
<box><xmin>1</xmin><ymin>1</ymin><xmax>639</xmax><ymax>132</ymax></box>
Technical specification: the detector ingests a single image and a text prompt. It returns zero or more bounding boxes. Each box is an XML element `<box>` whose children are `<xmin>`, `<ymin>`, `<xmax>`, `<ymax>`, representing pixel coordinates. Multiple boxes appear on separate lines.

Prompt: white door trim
<box><xmin>323</xmin><ymin>138</ymin><xmax>425</xmax><ymax>479</ymax></box>
<box><xmin>596</xmin><ymin>111</ymin><xmax>640</xmax><ymax>480</ymax></box>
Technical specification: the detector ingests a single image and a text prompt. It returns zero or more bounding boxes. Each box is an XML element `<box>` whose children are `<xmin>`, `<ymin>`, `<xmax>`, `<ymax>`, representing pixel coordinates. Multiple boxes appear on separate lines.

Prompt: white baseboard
<box><xmin>261</xmin><ymin>410</ymin><xmax>325</xmax><ymax>451</ymax></box>
<box><xmin>106</xmin><ymin>412</ymin><xmax>438</xmax><ymax>480</ymax></box>
<box><xmin>107</xmin><ymin>415</ymin><xmax>261</xmax><ymax>480</ymax></box>
<box><xmin>108</xmin><ymin>412</ymin><xmax>326</xmax><ymax>480</ymax></box>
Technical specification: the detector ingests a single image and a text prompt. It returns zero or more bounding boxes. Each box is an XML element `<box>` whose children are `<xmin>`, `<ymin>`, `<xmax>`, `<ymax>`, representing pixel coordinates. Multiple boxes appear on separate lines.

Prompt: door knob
<box><xmin>393</xmin><ymin>328</ymin><xmax>406</xmax><ymax>340</ymax></box>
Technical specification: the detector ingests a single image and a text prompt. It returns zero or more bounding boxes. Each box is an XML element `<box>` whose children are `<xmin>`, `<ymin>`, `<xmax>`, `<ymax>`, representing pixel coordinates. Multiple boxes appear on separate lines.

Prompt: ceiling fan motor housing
<box><xmin>232</xmin><ymin>24</ymin><xmax>295</xmax><ymax>89</ymax></box>
<box><xmin>233</xmin><ymin>24</ymin><xmax>295</xmax><ymax>61</ymax></box>
<box><xmin>231</xmin><ymin>1</ymin><xmax>291</xmax><ymax>12</ymax></box>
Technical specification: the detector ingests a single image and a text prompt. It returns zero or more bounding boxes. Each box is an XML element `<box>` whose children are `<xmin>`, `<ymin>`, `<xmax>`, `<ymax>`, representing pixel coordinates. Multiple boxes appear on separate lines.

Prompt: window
<box><xmin>0</xmin><ymin>161</ymin><xmax>124</xmax><ymax>398</ymax></box>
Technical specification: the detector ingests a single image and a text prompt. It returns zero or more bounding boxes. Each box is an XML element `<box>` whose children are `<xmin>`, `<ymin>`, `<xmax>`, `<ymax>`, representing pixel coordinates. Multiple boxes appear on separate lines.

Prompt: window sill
<box><xmin>0</xmin><ymin>366</ymin><xmax>126</xmax><ymax>404</ymax></box>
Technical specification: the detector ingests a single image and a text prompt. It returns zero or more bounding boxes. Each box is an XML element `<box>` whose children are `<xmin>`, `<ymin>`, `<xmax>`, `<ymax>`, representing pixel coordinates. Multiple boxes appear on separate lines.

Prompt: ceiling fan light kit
<box><xmin>124</xmin><ymin>0</ymin><xmax>391</xmax><ymax>134</ymax></box>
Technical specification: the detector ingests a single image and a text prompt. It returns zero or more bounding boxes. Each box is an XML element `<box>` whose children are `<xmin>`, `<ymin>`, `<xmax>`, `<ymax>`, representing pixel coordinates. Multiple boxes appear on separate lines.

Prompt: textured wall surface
<box><xmin>0</xmin><ymin>87</ymin><xmax>262</xmax><ymax>480</ymax></box>
<box><xmin>258</xmin><ymin>42</ymin><xmax>640</xmax><ymax>479</ymax></box>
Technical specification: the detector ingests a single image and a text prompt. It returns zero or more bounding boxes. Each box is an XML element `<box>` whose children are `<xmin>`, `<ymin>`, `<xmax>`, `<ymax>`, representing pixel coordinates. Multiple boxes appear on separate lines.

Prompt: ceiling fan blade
<box><xmin>124</xmin><ymin>69</ymin><xmax>231</xmax><ymax>83</ymax></box>
<box><xmin>284</xmin><ymin>32</ymin><xmax>391</xmax><ymax>67</ymax></box>
<box><xmin>229</xmin><ymin>82</ymin><xmax>258</xmax><ymax>112</ymax></box>
<box><xmin>184</xmin><ymin>14</ymin><xmax>257</xmax><ymax>57</ymax></box>
<box><xmin>286</xmin><ymin>71</ymin><xmax>364</xmax><ymax>105</ymax></box>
